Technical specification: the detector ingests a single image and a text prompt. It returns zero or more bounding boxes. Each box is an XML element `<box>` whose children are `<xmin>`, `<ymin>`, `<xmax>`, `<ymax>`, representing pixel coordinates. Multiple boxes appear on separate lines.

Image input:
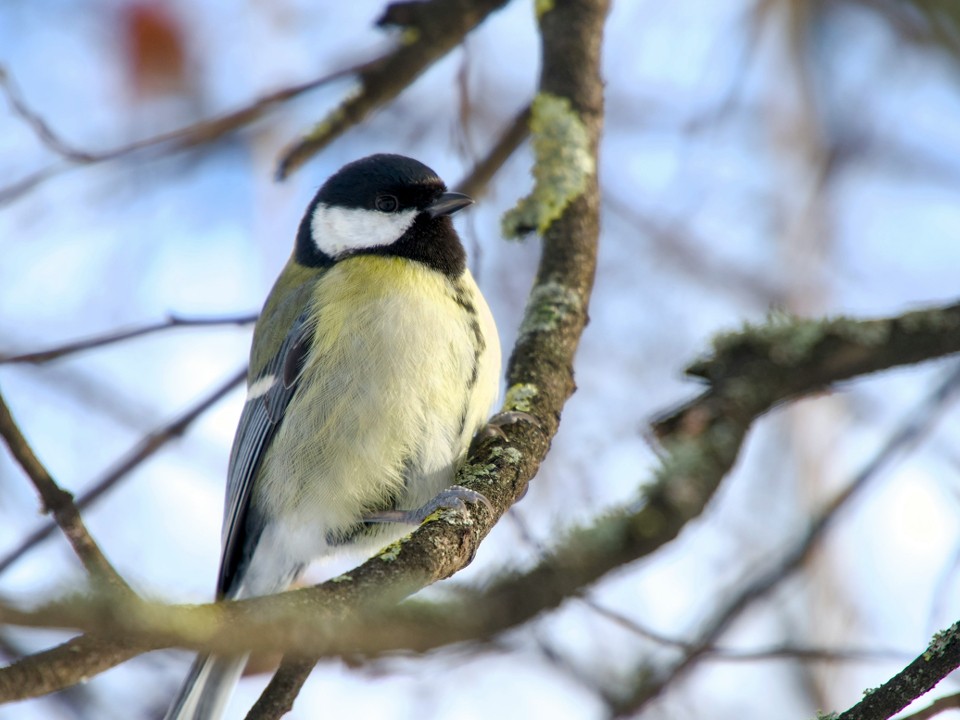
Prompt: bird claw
<box><xmin>363</xmin><ymin>485</ymin><xmax>493</xmax><ymax>525</ymax></box>
<box><xmin>477</xmin><ymin>411</ymin><xmax>541</xmax><ymax>440</ymax></box>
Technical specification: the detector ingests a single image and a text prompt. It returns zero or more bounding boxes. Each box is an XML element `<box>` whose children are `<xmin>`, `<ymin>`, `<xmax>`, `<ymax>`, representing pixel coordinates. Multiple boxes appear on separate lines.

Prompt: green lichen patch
<box><xmin>703</xmin><ymin>313</ymin><xmax>894</xmax><ymax>373</ymax></box>
<box><xmin>377</xmin><ymin>537</ymin><xmax>408</xmax><ymax>562</ymax></box>
<box><xmin>504</xmin><ymin>383</ymin><xmax>539</xmax><ymax>413</ymax></box>
<box><xmin>460</xmin><ymin>460</ymin><xmax>498</xmax><ymax>485</ymax></box>
<box><xmin>496</xmin><ymin>446</ymin><xmax>523</xmax><ymax>466</ymax></box>
<box><xmin>518</xmin><ymin>281</ymin><xmax>583</xmax><ymax>339</ymax></box>
<box><xmin>502</xmin><ymin>93</ymin><xmax>595</xmax><ymax>238</ymax></box>
<box><xmin>535</xmin><ymin>0</ymin><xmax>555</xmax><ymax>20</ymax></box>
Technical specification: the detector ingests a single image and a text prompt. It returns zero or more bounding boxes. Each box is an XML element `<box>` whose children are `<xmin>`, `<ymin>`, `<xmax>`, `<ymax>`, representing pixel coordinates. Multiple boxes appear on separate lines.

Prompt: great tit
<box><xmin>165</xmin><ymin>154</ymin><xmax>501</xmax><ymax>720</ymax></box>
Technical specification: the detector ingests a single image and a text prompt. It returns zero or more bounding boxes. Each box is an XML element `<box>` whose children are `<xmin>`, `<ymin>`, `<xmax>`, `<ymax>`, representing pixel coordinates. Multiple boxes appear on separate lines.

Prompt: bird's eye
<box><xmin>375</xmin><ymin>195</ymin><xmax>399</xmax><ymax>213</ymax></box>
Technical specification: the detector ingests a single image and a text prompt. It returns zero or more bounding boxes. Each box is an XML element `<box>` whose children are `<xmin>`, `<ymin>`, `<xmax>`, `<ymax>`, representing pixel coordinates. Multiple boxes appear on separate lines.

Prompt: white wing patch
<box><xmin>311</xmin><ymin>203</ymin><xmax>418</xmax><ymax>257</ymax></box>
<box><xmin>245</xmin><ymin>374</ymin><xmax>277</xmax><ymax>401</ymax></box>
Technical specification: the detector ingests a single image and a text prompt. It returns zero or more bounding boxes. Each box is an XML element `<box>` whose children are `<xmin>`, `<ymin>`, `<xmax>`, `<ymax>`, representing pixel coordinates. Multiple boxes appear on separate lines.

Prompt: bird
<box><xmin>165</xmin><ymin>154</ymin><xmax>501</xmax><ymax>720</ymax></box>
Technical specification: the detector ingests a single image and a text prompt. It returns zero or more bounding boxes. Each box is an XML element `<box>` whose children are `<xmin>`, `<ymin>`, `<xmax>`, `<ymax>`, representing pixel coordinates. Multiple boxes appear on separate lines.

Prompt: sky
<box><xmin>2</xmin><ymin>1</ymin><xmax>960</xmax><ymax>719</ymax></box>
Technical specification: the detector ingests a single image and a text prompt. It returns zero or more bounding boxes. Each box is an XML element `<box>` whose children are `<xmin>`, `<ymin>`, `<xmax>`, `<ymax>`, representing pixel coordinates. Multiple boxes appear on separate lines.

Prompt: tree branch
<box><xmin>0</xmin><ymin>634</ymin><xmax>143</xmax><ymax>702</ymax></box>
<box><xmin>897</xmin><ymin>692</ymin><xmax>960</xmax><ymax>720</ymax></box>
<box><xmin>0</xmin><ymin>367</ymin><xmax>246</xmax><ymax>577</ymax></box>
<box><xmin>653</xmin><ymin>305</ymin><xmax>960</xmax><ymax>439</ymax></box>
<box><xmin>0</xmin><ymin>62</ymin><xmax>360</xmax><ymax>206</ymax></box>
<box><xmin>0</xmin><ymin>390</ymin><xmax>129</xmax><ymax>592</ymax></box>
<box><xmin>835</xmin><ymin>621</ymin><xmax>960</xmax><ymax>720</ymax></box>
<box><xmin>244</xmin><ymin>658</ymin><xmax>314</xmax><ymax>720</ymax></box>
<box><xmin>275</xmin><ymin>0</ymin><xmax>513</xmax><ymax>179</ymax></box>
<box><xmin>453</xmin><ymin>104</ymin><xmax>531</xmax><ymax>199</ymax></box>
<box><xmin>612</xmin><ymin>361</ymin><xmax>960</xmax><ymax>715</ymax></box>
<box><xmin>0</xmin><ymin>312</ymin><xmax>257</xmax><ymax>365</ymax></box>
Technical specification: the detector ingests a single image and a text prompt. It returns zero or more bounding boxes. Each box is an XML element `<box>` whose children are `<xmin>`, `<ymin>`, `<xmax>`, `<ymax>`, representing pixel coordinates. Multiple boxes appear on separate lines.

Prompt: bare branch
<box><xmin>0</xmin><ymin>312</ymin><xmax>257</xmax><ymax>365</ymax></box>
<box><xmin>583</xmin><ymin>600</ymin><xmax>909</xmax><ymax>664</ymax></box>
<box><xmin>243</xmin><ymin>658</ymin><xmax>314</xmax><ymax>720</ymax></box>
<box><xmin>275</xmin><ymin>0</ymin><xmax>513</xmax><ymax>179</ymax></box>
<box><xmin>898</xmin><ymin>692</ymin><xmax>960</xmax><ymax>720</ymax></box>
<box><xmin>0</xmin><ymin>367</ymin><xmax>246</xmax><ymax>577</ymax></box>
<box><xmin>0</xmin><ymin>67</ymin><xmax>98</xmax><ymax>162</ymax></box>
<box><xmin>453</xmin><ymin>104</ymin><xmax>531</xmax><ymax>199</ymax></box>
<box><xmin>0</xmin><ymin>391</ymin><xmax>129</xmax><ymax>591</ymax></box>
<box><xmin>654</xmin><ymin>304</ymin><xmax>960</xmax><ymax>439</ymax></box>
<box><xmin>0</xmin><ymin>634</ymin><xmax>143</xmax><ymax>702</ymax></box>
<box><xmin>0</xmin><ymin>63</ymin><xmax>361</xmax><ymax>206</ymax></box>
<box><xmin>835</xmin><ymin>622</ymin><xmax>960</xmax><ymax>720</ymax></box>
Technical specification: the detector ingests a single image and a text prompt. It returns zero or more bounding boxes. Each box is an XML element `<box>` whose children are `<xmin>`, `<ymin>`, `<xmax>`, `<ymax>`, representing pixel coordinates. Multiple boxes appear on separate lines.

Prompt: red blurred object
<box><xmin>121</xmin><ymin>0</ymin><xmax>189</xmax><ymax>101</ymax></box>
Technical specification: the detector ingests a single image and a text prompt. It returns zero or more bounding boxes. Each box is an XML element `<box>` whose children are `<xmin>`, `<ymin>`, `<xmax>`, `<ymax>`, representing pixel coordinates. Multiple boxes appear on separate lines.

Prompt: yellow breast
<box><xmin>256</xmin><ymin>255</ymin><xmax>500</xmax><ymax>548</ymax></box>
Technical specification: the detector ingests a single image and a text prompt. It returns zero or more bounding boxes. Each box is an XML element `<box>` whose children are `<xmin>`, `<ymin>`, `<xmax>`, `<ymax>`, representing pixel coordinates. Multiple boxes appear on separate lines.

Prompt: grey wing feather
<box><xmin>216</xmin><ymin>313</ymin><xmax>313</xmax><ymax>597</ymax></box>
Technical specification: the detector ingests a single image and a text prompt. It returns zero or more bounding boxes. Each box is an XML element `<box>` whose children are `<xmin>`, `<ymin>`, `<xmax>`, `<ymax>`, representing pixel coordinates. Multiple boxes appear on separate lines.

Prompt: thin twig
<box><xmin>583</xmin><ymin>599</ymin><xmax>908</xmax><ymax>664</ymax></box>
<box><xmin>604</xmin><ymin>192</ymin><xmax>784</xmax><ymax>305</ymax></box>
<box><xmin>0</xmin><ymin>367</ymin><xmax>246</xmax><ymax>576</ymax></box>
<box><xmin>0</xmin><ymin>67</ymin><xmax>98</xmax><ymax>162</ymax></box>
<box><xmin>897</xmin><ymin>692</ymin><xmax>960</xmax><ymax>720</ymax></box>
<box><xmin>0</xmin><ymin>62</ymin><xmax>363</xmax><ymax>206</ymax></box>
<box><xmin>0</xmin><ymin>312</ymin><xmax>257</xmax><ymax>365</ymax></box>
<box><xmin>0</xmin><ymin>388</ymin><xmax>129</xmax><ymax>591</ymax></box>
<box><xmin>453</xmin><ymin>104</ymin><xmax>531</xmax><ymax>199</ymax></box>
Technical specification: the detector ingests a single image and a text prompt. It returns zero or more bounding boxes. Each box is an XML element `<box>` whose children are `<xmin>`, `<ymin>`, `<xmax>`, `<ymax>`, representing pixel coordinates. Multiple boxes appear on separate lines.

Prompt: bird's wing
<box><xmin>216</xmin><ymin>313</ymin><xmax>313</xmax><ymax>597</ymax></box>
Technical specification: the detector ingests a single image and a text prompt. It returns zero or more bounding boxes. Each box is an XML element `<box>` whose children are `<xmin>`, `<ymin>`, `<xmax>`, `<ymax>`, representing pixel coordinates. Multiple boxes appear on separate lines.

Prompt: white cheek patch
<box><xmin>311</xmin><ymin>203</ymin><xmax>418</xmax><ymax>257</ymax></box>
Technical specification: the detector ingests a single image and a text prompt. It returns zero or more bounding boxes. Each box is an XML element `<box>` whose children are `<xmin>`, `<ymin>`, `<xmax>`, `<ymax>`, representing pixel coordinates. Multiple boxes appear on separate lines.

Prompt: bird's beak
<box><xmin>426</xmin><ymin>192</ymin><xmax>474</xmax><ymax>218</ymax></box>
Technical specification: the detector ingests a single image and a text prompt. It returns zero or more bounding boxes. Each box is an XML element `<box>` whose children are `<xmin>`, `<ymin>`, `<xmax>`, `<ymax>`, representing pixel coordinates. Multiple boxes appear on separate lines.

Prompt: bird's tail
<box><xmin>163</xmin><ymin>653</ymin><xmax>248</xmax><ymax>720</ymax></box>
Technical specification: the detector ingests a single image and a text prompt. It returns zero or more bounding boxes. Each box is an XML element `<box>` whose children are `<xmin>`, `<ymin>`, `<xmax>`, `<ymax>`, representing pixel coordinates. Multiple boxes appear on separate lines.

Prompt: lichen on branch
<box><xmin>502</xmin><ymin>93</ymin><xmax>596</xmax><ymax>238</ymax></box>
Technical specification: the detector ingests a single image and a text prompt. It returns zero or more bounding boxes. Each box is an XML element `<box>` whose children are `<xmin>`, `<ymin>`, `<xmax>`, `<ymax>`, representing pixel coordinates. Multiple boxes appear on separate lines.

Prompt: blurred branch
<box><xmin>584</xmin><ymin>600</ymin><xmax>908</xmax><ymax>664</ymax></box>
<box><xmin>453</xmin><ymin>104</ymin><xmax>531</xmax><ymax>199</ymax></box>
<box><xmin>856</xmin><ymin>0</ymin><xmax>960</xmax><ymax>58</ymax></box>
<box><xmin>244</xmin><ymin>658</ymin><xmax>313</xmax><ymax>720</ymax></box>
<box><xmin>614</xmin><ymin>360</ymin><xmax>960</xmax><ymax>715</ymax></box>
<box><xmin>0</xmin><ymin>67</ymin><xmax>98</xmax><ymax>163</ymax></box>
<box><xmin>0</xmin><ymin>367</ymin><xmax>246</xmax><ymax>577</ymax></box>
<box><xmin>898</xmin><ymin>692</ymin><xmax>960</xmax><ymax>720</ymax></box>
<box><xmin>0</xmin><ymin>634</ymin><xmax>143</xmax><ymax>704</ymax></box>
<box><xmin>0</xmin><ymin>390</ymin><xmax>129</xmax><ymax>592</ymax></box>
<box><xmin>0</xmin><ymin>62</ymin><xmax>360</xmax><ymax>206</ymax></box>
<box><xmin>654</xmin><ymin>304</ymin><xmax>960</xmax><ymax>439</ymax></box>
<box><xmin>0</xmin><ymin>312</ymin><xmax>257</xmax><ymax>365</ymax></box>
<box><xmin>605</xmin><ymin>193</ymin><xmax>785</xmax><ymax>306</ymax></box>
<box><xmin>0</xmin><ymin>631</ymin><xmax>115</xmax><ymax>720</ymax></box>
<box><xmin>275</xmin><ymin>0</ymin><xmax>513</xmax><ymax>179</ymax></box>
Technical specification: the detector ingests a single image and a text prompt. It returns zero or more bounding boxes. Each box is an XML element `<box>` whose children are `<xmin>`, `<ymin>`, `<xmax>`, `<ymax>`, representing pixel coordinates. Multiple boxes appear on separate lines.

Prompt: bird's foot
<box><xmin>476</xmin><ymin>410</ymin><xmax>541</xmax><ymax>441</ymax></box>
<box><xmin>363</xmin><ymin>485</ymin><xmax>493</xmax><ymax>525</ymax></box>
